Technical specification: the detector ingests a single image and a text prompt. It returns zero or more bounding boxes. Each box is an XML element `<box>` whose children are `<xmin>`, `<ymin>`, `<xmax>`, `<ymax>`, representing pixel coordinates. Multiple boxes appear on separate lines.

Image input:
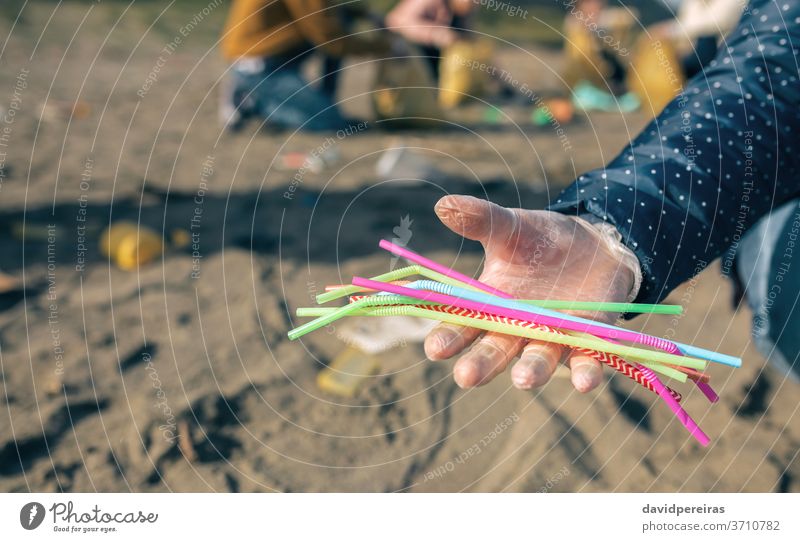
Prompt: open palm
<box><xmin>424</xmin><ymin>195</ymin><xmax>638</xmax><ymax>392</ymax></box>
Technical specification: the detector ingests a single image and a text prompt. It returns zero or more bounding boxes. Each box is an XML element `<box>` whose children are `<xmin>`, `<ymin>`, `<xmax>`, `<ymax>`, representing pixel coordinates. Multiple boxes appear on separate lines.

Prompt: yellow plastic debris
<box><xmin>317</xmin><ymin>347</ymin><xmax>380</xmax><ymax>398</ymax></box>
<box><xmin>438</xmin><ymin>39</ymin><xmax>493</xmax><ymax>109</ymax></box>
<box><xmin>100</xmin><ymin>222</ymin><xmax>164</xmax><ymax>271</ymax></box>
<box><xmin>627</xmin><ymin>34</ymin><xmax>685</xmax><ymax>116</ymax></box>
<box><xmin>170</xmin><ymin>228</ymin><xmax>192</xmax><ymax>249</ymax></box>
<box><xmin>372</xmin><ymin>52</ymin><xmax>443</xmax><ymax>127</ymax></box>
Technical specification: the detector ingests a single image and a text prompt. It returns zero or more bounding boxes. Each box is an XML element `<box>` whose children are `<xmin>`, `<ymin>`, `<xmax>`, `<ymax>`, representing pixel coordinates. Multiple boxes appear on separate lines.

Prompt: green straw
<box><xmin>288</xmin><ymin>295</ymin><xmax>428</xmax><ymax>340</ymax></box>
<box><xmin>295</xmin><ymin>305</ymin><xmax>688</xmax><ymax>382</ymax></box>
<box><xmin>639</xmin><ymin>362</ymin><xmax>687</xmax><ymax>382</ymax></box>
<box><xmin>316</xmin><ymin>265</ymin><xmax>485</xmax><ymax>304</ymax></box>
<box><xmin>568</xmin><ymin>330</ymin><xmax>688</xmax><ymax>383</ymax></box>
<box><xmin>364</xmin><ymin>306</ymin><xmax>705</xmax><ymax>370</ymax></box>
<box><xmin>289</xmin><ymin>302</ymin><xmax>706</xmax><ymax>371</ymax></box>
<box><xmin>517</xmin><ymin>299</ymin><xmax>681</xmax><ymax>315</ymax></box>
<box><xmin>317</xmin><ymin>265</ymin><xmax>682</xmax><ymax>315</ymax></box>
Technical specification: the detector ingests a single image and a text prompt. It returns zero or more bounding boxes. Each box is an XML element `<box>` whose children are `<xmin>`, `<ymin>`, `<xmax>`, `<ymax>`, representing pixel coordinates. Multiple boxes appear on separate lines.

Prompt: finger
<box><xmin>566</xmin><ymin>351</ymin><xmax>604</xmax><ymax>393</ymax></box>
<box><xmin>510</xmin><ymin>341</ymin><xmax>565</xmax><ymax>390</ymax></box>
<box><xmin>452</xmin><ymin>332</ymin><xmax>525</xmax><ymax>388</ymax></box>
<box><xmin>424</xmin><ymin>323</ymin><xmax>482</xmax><ymax>360</ymax></box>
<box><xmin>434</xmin><ymin>195</ymin><xmax>518</xmax><ymax>247</ymax></box>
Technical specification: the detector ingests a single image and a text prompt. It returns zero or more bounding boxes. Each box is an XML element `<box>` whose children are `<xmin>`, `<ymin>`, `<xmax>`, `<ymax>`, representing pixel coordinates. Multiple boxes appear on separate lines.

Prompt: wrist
<box><xmin>576</xmin><ymin>214</ymin><xmax>642</xmax><ymax>303</ymax></box>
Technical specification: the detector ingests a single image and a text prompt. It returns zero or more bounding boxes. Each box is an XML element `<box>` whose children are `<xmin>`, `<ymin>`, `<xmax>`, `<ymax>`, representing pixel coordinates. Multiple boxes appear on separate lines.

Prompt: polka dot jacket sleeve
<box><xmin>548</xmin><ymin>0</ymin><xmax>800</xmax><ymax>305</ymax></box>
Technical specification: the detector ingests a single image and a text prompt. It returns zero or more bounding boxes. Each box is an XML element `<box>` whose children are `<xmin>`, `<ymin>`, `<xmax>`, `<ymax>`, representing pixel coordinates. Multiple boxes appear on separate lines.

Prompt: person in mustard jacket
<box><xmin>219</xmin><ymin>0</ymin><xmax>390</xmax><ymax>131</ymax></box>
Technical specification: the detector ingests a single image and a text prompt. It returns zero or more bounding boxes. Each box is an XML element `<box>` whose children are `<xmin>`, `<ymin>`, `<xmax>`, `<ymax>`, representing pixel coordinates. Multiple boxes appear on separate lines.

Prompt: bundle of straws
<box><xmin>288</xmin><ymin>240</ymin><xmax>742</xmax><ymax>446</ymax></box>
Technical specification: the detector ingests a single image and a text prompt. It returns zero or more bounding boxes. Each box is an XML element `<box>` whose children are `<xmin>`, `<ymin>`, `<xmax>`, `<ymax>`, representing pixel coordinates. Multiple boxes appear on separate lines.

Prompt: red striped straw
<box><xmin>352</xmin><ymin>296</ymin><xmax>682</xmax><ymax>402</ymax></box>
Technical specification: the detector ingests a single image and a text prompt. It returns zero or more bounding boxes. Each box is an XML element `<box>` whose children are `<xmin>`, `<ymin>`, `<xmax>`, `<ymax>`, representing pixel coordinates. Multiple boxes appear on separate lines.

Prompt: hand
<box><xmin>424</xmin><ymin>195</ymin><xmax>638</xmax><ymax>392</ymax></box>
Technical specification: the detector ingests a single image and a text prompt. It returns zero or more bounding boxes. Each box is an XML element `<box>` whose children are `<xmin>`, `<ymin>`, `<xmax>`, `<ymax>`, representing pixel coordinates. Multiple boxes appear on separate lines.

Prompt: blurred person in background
<box><xmin>562</xmin><ymin>0</ymin><xmax>640</xmax><ymax>111</ymax></box>
<box><xmin>219</xmin><ymin>0</ymin><xmax>391</xmax><ymax>132</ymax></box>
<box><xmin>386</xmin><ymin>0</ymin><xmax>474</xmax><ymax>77</ymax></box>
<box><xmin>653</xmin><ymin>0</ymin><xmax>748</xmax><ymax>78</ymax></box>
<box><xmin>563</xmin><ymin>0</ymin><xmax>628</xmax><ymax>93</ymax></box>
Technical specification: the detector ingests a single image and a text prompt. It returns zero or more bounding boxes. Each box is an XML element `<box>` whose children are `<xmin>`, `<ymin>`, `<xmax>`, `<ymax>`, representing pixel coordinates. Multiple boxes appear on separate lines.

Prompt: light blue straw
<box><xmin>386</xmin><ymin>279</ymin><xmax>741</xmax><ymax>368</ymax></box>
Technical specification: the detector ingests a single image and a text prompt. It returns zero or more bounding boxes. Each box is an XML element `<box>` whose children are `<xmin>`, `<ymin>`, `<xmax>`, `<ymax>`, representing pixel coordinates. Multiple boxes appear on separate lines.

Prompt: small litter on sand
<box><xmin>317</xmin><ymin>347</ymin><xmax>381</xmax><ymax>398</ymax></box>
<box><xmin>100</xmin><ymin>222</ymin><xmax>164</xmax><ymax>271</ymax></box>
<box><xmin>375</xmin><ymin>146</ymin><xmax>441</xmax><ymax>183</ymax></box>
<box><xmin>335</xmin><ymin>315</ymin><xmax>437</xmax><ymax>355</ymax></box>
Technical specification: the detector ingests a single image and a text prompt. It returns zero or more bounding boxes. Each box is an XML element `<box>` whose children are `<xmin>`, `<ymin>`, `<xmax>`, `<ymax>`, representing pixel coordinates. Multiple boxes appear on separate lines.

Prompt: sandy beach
<box><xmin>0</xmin><ymin>1</ymin><xmax>798</xmax><ymax>493</ymax></box>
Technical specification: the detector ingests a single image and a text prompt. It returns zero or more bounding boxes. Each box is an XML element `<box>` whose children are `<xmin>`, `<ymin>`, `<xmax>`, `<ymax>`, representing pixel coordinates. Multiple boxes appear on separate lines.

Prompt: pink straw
<box><xmin>636</xmin><ymin>364</ymin><xmax>710</xmax><ymax>446</ymax></box>
<box><xmin>351</xmin><ymin>296</ymin><xmax>683</xmax><ymax>402</ymax></box>
<box><xmin>374</xmin><ymin>241</ymin><xmax>716</xmax><ymax>440</ymax></box>
<box><xmin>695</xmin><ymin>381</ymin><xmax>719</xmax><ymax>403</ymax></box>
<box><xmin>380</xmin><ymin>240</ymin><xmax>680</xmax><ymax>354</ymax></box>
<box><xmin>379</xmin><ymin>239</ymin><xmax>511</xmax><ymax>298</ymax></box>
<box><xmin>352</xmin><ymin>276</ymin><xmax>683</xmax><ymax>352</ymax></box>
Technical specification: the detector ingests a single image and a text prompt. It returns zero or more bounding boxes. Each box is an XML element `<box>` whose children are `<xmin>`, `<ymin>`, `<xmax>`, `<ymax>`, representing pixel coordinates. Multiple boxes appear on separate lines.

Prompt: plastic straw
<box><xmin>295</xmin><ymin>303</ymin><xmax>684</xmax><ymax>382</ymax></box>
<box><xmin>353</xmin><ymin>276</ymin><xmax>706</xmax><ymax>368</ymax></box>
<box><xmin>588</xmin><ymin>329</ymin><xmax>710</xmax><ymax>441</ymax></box>
<box><xmin>328</xmin><ymin>305</ymin><xmax>681</xmax><ymax>401</ymax></box>
<box><xmin>297</xmin><ymin>303</ymin><xmax>683</xmax><ymax>398</ymax></box>
<box><xmin>669</xmin><ymin>366</ymin><xmax>710</xmax><ymax>384</ymax></box>
<box><xmin>325</xmin><ymin>281</ymin><xmax>411</xmax><ymax>292</ymax></box>
<box><xmin>403</xmin><ymin>279</ymin><xmax>734</xmax><ymax>370</ymax></box>
<box><xmin>288</xmin><ymin>294</ymin><xmax>425</xmax><ymax>340</ymax></box>
<box><xmin>343</xmin><ymin>283</ymin><xmax>728</xmax><ymax>377</ymax></box>
<box><xmin>337</xmin><ymin>285</ymin><xmax>682</xmax><ymax>314</ymax></box>
<box><xmin>695</xmin><ymin>381</ymin><xmax>719</xmax><ymax>403</ymax></box>
<box><xmin>565</xmin><ymin>329</ymin><xmax>687</xmax><ymax>383</ymax></box>
<box><xmin>316</xmin><ymin>265</ymin><xmax>485</xmax><ymax>304</ymax></box>
<box><xmin>379</xmin><ymin>239</ymin><xmax>510</xmax><ymax>297</ymax></box>
<box><xmin>376</xmin><ymin>242</ymin><xmax>741</xmax><ymax>368</ymax></box>
<box><xmin>637</xmin><ymin>364</ymin><xmax>711</xmax><ymax>446</ymax></box>
<box><xmin>517</xmin><ymin>299</ymin><xmax>682</xmax><ymax>314</ymax></box>
<box><xmin>396</xmin><ymin>279</ymin><xmax>687</xmax><ymax>355</ymax></box>
<box><xmin>332</xmin><ymin>296</ymin><xmax>706</xmax><ymax>369</ymax></box>
<box><xmin>295</xmin><ymin>304</ymin><xmax>704</xmax><ymax>442</ymax></box>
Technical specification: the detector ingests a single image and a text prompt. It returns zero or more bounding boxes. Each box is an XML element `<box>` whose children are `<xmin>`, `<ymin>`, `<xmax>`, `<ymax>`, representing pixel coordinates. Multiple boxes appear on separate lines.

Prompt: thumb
<box><xmin>434</xmin><ymin>195</ymin><xmax>518</xmax><ymax>246</ymax></box>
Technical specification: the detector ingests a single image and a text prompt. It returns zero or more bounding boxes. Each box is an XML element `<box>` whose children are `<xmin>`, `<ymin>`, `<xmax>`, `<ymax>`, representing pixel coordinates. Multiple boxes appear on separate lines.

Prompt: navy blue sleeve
<box><xmin>548</xmin><ymin>0</ymin><xmax>800</xmax><ymax>304</ymax></box>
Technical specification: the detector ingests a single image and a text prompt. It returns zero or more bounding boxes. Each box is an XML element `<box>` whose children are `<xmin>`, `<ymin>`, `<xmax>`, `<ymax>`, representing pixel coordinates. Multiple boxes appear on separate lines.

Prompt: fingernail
<box><xmin>434</xmin><ymin>196</ymin><xmax>460</xmax><ymax>214</ymax></box>
<box><xmin>572</xmin><ymin>364</ymin><xmax>602</xmax><ymax>393</ymax></box>
<box><xmin>424</xmin><ymin>329</ymin><xmax>456</xmax><ymax>359</ymax></box>
<box><xmin>511</xmin><ymin>367</ymin><xmax>533</xmax><ymax>389</ymax></box>
<box><xmin>435</xmin><ymin>199</ymin><xmax>478</xmax><ymax>225</ymax></box>
<box><xmin>454</xmin><ymin>345</ymin><xmax>494</xmax><ymax>387</ymax></box>
<box><xmin>434</xmin><ymin>200</ymin><xmax>458</xmax><ymax>219</ymax></box>
<box><xmin>512</xmin><ymin>355</ymin><xmax>549</xmax><ymax>389</ymax></box>
<box><xmin>453</xmin><ymin>363</ymin><xmax>479</xmax><ymax>388</ymax></box>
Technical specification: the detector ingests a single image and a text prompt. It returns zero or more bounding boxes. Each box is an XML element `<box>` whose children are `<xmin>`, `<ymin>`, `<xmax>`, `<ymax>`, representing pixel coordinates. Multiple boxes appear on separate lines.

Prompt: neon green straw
<box><xmin>316</xmin><ymin>265</ymin><xmax>485</xmax><ymax>304</ymax></box>
<box><xmin>517</xmin><ymin>299</ymin><xmax>681</xmax><ymax>315</ymax></box>
<box><xmin>569</xmin><ymin>331</ymin><xmax>688</xmax><ymax>383</ymax></box>
<box><xmin>296</xmin><ymin>305</ymin><xmax>687</xmax><ymax>381</ymax></box>
<box><xmin>639</xmin><ymin>362</ymin><xmax>687</xmax><ymax>382</ymax></box>
<box><xmin>290</xmin><ymin>303</ymin><xmax>706</xmax><ymax>370</ymax></box>
<box><xmin>288</xmin><ymin>295</ymin><xmax>429</xmax><ymax>340</ymax></box>
<box><xmin>317</xmin><ymin>265</ymin><xmax>682</xmax><ymax>315</ymax></box>
<box><xmin>365</xmin><ymin>306</ymin><xmax>705</xmax><ymax>368</ymax></box>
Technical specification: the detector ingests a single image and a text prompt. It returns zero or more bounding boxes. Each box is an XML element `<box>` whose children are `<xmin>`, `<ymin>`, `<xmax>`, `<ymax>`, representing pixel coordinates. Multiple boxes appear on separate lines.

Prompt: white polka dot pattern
<box><xmin>549</xmin><ymin>0</ymin><xmax>800</xmax><ymax>307</ymax></box>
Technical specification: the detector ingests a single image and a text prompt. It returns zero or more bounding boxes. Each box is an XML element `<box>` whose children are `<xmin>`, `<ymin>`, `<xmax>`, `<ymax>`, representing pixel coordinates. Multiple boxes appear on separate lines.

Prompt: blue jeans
<box><xmin>221</xmin><ymin>51</ymin><xmax>349</xmax><ymax>132</ymax></box>
<box><xmin>735</xmin><ymin>200</ymin><xmax>800</xmax><ymax>382</ymax></box>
